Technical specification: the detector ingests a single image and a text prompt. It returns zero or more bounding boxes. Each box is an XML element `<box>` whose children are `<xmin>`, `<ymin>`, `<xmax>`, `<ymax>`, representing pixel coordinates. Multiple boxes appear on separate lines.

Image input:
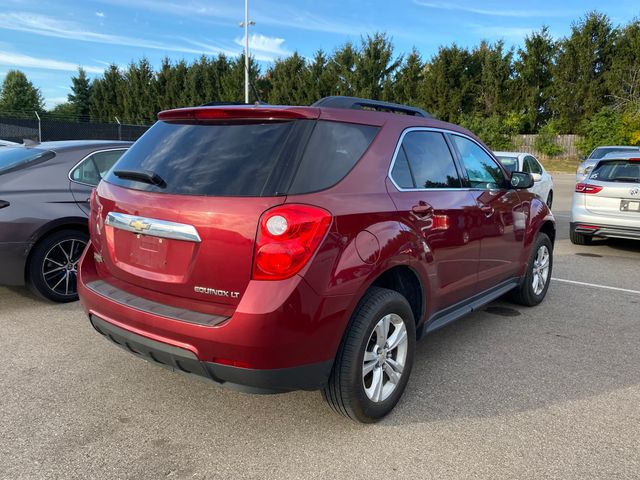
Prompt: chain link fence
<box><xmin>0</xmin><ymin>114</ymin><xmax>149</xmax><ymax>143</ymax></box>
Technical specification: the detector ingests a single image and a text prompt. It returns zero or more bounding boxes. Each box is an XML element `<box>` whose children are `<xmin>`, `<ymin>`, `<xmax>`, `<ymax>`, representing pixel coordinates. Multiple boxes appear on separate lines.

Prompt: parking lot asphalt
<box><xmin>1</xmin><ymin>173</ymin><xmax>639</xmax><ymax>480</ymax></box>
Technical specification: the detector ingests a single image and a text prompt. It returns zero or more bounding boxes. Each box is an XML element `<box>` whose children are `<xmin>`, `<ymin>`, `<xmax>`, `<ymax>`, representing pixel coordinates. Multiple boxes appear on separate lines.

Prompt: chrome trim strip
<box><xmin>386</xmin><ymin>127</ymin><xmax>505</xmax><ymax>192</ymax></box>
<box><xmin>105</xmin><ymin>212</ymin><xmax>202</xmax><ymax>243</ymax></box>
<box><xmin>68</xmin><ymin>148</ymin><xmax>129</xmax><ymax>187</ymax></box>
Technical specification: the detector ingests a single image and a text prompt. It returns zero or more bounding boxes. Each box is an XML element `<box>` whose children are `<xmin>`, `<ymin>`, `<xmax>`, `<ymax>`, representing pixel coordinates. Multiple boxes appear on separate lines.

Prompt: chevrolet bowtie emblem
<box><xmin>129</xmin><ymin>219</ymin><xmax>151</xmax><ymax>232</ymax></box>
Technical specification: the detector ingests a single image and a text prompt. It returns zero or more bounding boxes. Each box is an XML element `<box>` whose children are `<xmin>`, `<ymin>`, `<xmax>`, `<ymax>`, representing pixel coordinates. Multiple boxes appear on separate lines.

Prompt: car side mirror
<box><xmin>531</xmin><ymin>173</ymin><xmax>542</xmax><ymax>182</ymax></box>
<box><xmin>510</xmin><ymin>171</ymin><xmax>534</xmax><ymax>189</ymax></box>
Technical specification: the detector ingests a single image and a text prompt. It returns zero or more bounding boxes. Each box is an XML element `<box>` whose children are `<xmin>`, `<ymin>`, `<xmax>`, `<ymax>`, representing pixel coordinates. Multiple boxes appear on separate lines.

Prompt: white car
<box><xmin>0</xmin><ymin>140</ymin><xmax>19</xmax><ymax>147</ymax></box>
<box><xmin>570</xmin><ymin>153</ymin><xmax>640</xmax><ymax>244</ymax></box>
<box><xmin>494</xmin><ymin>151</ymin><xmax>554</xmax><ymax>209</ymax></box>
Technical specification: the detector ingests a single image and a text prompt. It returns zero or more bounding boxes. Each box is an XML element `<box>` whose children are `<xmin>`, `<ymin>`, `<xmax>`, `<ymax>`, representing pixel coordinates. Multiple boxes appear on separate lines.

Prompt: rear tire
<box><xmin>570</xmin><ymin>226</ymin><xmax>592</xmax><ymax>245</ymax></box>
<box><xmin>322</xmin><ymin>287</ymin><xmax>416</xmax><ymax>423</ymax></box>
<box><xmin>28</xmin><ymin>229</ymin><xmax>88</xmax><ymax>303</ymax></box>
<box><xmin>509</xmin><ymin>233</ymin><xmax>553</xmax><ymax>307</ymax></box>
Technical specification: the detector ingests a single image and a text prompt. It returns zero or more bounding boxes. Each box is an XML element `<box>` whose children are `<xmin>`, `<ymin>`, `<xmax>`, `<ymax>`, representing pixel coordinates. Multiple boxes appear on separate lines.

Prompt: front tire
<box><xmin>322</xmin><ymin>287</ymin><xmax>416</xmax><ymax>423</ymax></box>
<box><xmin>509</xmin><ymin>233</ymin><xmax>553</xmax><ymax>307</ymax></box>
<box><xmin>28</xmin><ymin>229</ymin><xmax>88</xmax><ymax>302</ymax></box>
<box><xmin>546</xmin><ymin>190</ymin><xmax>553</xmax><ymax>210</ymax></box>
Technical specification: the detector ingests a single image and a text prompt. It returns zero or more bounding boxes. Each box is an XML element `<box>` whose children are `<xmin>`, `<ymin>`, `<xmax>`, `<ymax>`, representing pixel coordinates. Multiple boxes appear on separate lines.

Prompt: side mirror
<box><xmin>510</xmin><ymin>171</ymin><xmax>534</xmax><ymax>189</ymax></box>
<box><xmin>531</xmin><ymin>173</ymin><xmax>542</xmax><ymax>182</ymax></box>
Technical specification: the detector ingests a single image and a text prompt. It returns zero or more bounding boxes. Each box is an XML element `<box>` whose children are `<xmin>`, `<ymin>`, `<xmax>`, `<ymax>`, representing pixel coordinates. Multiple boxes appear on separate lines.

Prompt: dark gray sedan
<box><xmin>0</xmin><ymin>140</ymin><xmax>131</xmax><ymax>302</ymax></box>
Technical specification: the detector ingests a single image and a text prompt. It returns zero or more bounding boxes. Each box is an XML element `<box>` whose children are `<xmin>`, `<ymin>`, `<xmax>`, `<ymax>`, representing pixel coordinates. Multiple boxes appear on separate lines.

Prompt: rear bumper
<box><xmin>90</xmin><ymin>314</ymin><xmax>333</xmax><ymax>393</ymax></box>
<box><xmin>0</xmin><ymin>241</ymin><xmax>29</xmax><ymax>286</ymax></box>
<box><xmin>571</xmin><ymin>222</ymin><xmax>640</xmax><ymax>241</ymax></box>
<box><xmin>78</xmin><ymin>242</ymin><xmax>353</xmax><ymax>393</ymax></box>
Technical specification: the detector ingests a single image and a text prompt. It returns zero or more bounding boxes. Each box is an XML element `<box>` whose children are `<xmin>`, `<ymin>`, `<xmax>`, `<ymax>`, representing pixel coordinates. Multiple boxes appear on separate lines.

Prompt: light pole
<box><xmin>239</xmin><ymin>0</ymin><xmax>255</xmax><ymax>104</ymax></box>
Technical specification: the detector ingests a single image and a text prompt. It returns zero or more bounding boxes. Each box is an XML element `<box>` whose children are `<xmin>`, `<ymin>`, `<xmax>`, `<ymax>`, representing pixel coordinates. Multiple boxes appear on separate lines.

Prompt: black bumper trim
<box><xmin>89</xmin><ymin>314</ymin><xmax>333</xmax><ymax>393</ymax></box>
<box><xmin>86</xmin><ymin>279</ymin><xmax>228</xmax><ymax>327</ymax></box>
<box><xmin>571</xmin><ymin>222</ymin><xmax>640</xmax><ymax>240</ymax></box>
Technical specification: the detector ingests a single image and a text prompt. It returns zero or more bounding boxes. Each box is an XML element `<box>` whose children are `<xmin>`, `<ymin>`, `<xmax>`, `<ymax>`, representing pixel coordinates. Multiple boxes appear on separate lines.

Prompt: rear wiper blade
<box><xmin>113</xmin><ymin>169</ymin><xmax>167</xmax><ymax>188</ymax></box>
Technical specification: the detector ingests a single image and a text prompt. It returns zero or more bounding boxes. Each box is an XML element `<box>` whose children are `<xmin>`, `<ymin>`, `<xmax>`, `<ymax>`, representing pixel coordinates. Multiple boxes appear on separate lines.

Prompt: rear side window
<box><xmin>106</xmin><ymin>120</ymin><xmax>378</xmax><ymax>196</ymax></box>
<box><xmin>590</xmin><ymin>160</ymin><xmax>640</xmax><ymax>183</ymax></box>
<box><xmin>0</xmin><ymin>148</ymin><xmax>55</xmax><ymax>175</ymax></box>
<box><xmin>287</xmin><ymin>122</ymin><xmax>379</xmax><ymax>194</ymax></box>
<box><xmin>70</xmin><ymin>149</ymin><xmax>126</xmax><ymax>186</ymax></box>
<box><xmin>391</xmin><ymin>131</ymin><xmax>461</xmax><ymax>189</ymax></box>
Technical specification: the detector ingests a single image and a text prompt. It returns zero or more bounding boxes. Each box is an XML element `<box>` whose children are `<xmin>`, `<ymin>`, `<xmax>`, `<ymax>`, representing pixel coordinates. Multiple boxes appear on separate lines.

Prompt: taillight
<box><xmin>575</xmin><ymin>183</ymin><xmax>603</xmax><ymax>194</ymax></box>
<box><xmin>252</xmin><ymin>204</ymin><xmax>332</xmax><ymax>281</ymax></box>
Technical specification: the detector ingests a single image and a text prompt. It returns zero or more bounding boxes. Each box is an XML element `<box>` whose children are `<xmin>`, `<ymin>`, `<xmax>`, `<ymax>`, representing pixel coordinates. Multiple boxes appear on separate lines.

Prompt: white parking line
<box><xmin>552</xmin><ymin>277</ymin><xmax>640</xmax><ymax>295</ymax></box>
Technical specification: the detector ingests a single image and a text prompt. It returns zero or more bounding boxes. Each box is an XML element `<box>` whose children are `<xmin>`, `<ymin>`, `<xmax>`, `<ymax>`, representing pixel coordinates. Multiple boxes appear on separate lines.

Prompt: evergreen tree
<box><xmin>391</xmin><ymin>49</ymin><xmax>424</xmax><ymax>106</ymax></box>
<box><xmin>68</xmin><ymin>67</ymin><xmax>92</xmax><ymax>121</ymax></box>
<box><xmin>266</xmin><ymin>52</ymin><xmax>309</xmax><ymax>105</ymax></box>
<box><xmin>122</xmin><ymin>58</ymin><xmax>156</xmax><ymax>124</ymax></box>
<box><xmin>305</xmin><ymin>50</ymin><xmax>337</xmax><ymax>103</ymax></box>
<box><xmin>420</xmin><ymin>44</ymin><xmax>474</xmax><ymax>122</ymax></box>
<box><xmin>353</xmin><ymin>33</ymin><xmax>401</xmax><ymax>99</ymax></box>
<box><xmin>0</xmin><ymin>70</ymin><xmax>45</xmax><ymax>117</ymax></box>
<box><xmin>552</xmin><ymin>11</ymin><xmax>617</xmax><ymax>132</ymax></box>
<box><xmin>514</xmin><ymin>27</ymin><xmax>557</xmax><ymax>132</ymax></box>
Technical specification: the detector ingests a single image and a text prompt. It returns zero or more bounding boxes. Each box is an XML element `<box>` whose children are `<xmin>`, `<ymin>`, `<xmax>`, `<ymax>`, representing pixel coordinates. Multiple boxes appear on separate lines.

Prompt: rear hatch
<box><xmin>584</xmin><ymin>159</ymin><xmax>640</xmax><ymax>222</ymax></box>
<box><xmin>91</xmin><ymin>106</ymin><xmax>379</xmax><ymax>308</ymax></box>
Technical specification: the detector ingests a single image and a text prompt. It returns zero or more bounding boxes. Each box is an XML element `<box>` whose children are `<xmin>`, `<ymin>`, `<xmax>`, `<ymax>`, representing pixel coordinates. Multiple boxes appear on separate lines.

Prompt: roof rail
<box><xmin>311</xmin><ymin>96</ymin><xmax>432</xmax><ymax>118</ymax></box>
<box><xmin>199</xmin><ymin>101</ymin><xmax>268</xmax><ymax>107</ymax></box>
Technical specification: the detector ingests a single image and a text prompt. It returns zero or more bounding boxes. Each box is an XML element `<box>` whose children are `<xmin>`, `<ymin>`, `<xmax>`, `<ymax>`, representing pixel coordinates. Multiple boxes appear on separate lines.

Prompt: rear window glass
<box><xmin>589</xmin><ymin>147</ymin><xmax>640</xmax><ymax>159</ymax></box>
<box><xmin>106</xmin><ymin>121</ymin><xmax>297</xmax><ymax>196</ymax></box>
<box><xmin>0</xmin><ymin>148</ymin><xmax>55</xmax><ymax>175</ymax></box>
<box><xmin>106</xmin><ymin>119</ymin><xmax>378</xmax><ymax>196</ymax></box>
<box><xmin>590</xmin><ymin>160</ymin><xmax>640</xmax><ymax>183</ymax></box>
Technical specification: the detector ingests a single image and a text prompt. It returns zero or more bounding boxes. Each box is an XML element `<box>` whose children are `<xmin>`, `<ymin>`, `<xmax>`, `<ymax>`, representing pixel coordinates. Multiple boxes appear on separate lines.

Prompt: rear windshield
<box><xmin>590</xmin><ymin>160</ymin><xmax>640</xmax><ymax>183</ymax></box>
<box><xmin>589</xmin><ymin>147</ymin><xmax>640</xmax><ymax>159</ymax></box>
<box><xmin>0</xmin><ymin>148</ymin><xmax>55</xmax><ymax>175</ymax></box>
<box><xmin>105</xmin><ymin>120</ymin><xmax>378</xmax><ymax>196</ymax></box>
<box><xmin>496</xmin><ymin>156</ymin><xmax>519</xmax><ymax>173</ymax></box>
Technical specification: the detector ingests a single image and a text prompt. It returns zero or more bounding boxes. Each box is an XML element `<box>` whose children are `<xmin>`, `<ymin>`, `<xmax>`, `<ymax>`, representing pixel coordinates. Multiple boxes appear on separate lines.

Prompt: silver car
<box><xmin>576</xmin><ymin>146</ymin><xmax>640</xmax><ymax>181</ymax></box>
<box><xmin>570</xmin><ymin>152</ymin><xmax>640</xmax><ymax>244</ymax></box>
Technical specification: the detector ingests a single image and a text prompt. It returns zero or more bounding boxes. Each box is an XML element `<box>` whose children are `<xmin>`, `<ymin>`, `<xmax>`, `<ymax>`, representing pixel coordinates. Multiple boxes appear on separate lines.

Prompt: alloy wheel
<box><xmin>41</xmin><ymin>239</ymin><xmax>86</xmax><ymax>297</ymax></box>
<box><xmin>362</xmin><ymin>313</ymin><xmax>409</xmax><ymax>403</ymax></box>
<box><xmin>531</xmin><ymin>245</ymin><xmax>550</xmax><ymax>295</ymax></box>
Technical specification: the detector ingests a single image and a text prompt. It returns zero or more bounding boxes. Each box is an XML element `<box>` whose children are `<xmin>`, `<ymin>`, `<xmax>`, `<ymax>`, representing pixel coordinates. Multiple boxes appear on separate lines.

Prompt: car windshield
<box><xmin>496</xmin><ymin>156</ymin><xmax>519</xmax><ymax>173</ymax></box>
<box><xmin>589</xmin><ymin>147</ymin><xmax>640</xmax><ymax>159</ymax></box>
<box><xmin>0</xmin><ymin>148</ymin><xmax>55</xmax><ymax>175</ymax></box>
<box><xmin>590</xmin><ymin>160</ymin><xmax>640</xmax><ymax>183</ymax></box>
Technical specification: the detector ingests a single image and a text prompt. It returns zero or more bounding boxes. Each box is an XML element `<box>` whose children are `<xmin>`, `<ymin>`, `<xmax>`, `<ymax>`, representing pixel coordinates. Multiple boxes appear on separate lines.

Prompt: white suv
<box><xmin>571</xmin><ymin>153</ymin><xmax>640</xmax><ymax>244</ymax></box>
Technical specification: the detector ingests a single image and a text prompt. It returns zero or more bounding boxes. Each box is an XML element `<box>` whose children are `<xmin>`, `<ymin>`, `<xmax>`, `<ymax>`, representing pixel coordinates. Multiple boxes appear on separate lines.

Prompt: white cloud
<box><xmin>97</xmin><ymin>0</ymin><xmax>368</xmax><ymax>35</ymax></box>
<box><xmin>413</xmin><ymin>1</ymin><xmax>575</xmax><ymax>18</ymax></box>
<box><xmin>0</xmin><ymin>12</ymin><xmax>235</xmax><ymax>57</ymax></box>
<box><xmin>233</xmin><ymin>34</ymin><xmax>291</xmax><ymax>61</ymax></box>
<box><xmin>95</xmin><ymin>11</ymin><xmax>105</xmax><ymax>18</ymax></box>
<box><xmin>0</xmin><ymin>50</ymin><xmax>104</xmax><ymax>74</ymax></box>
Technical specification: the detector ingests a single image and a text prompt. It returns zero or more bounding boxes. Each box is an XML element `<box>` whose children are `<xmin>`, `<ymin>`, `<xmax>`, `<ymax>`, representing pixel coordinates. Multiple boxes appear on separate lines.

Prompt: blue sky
<box><xmin>0</xmin><ymin>0</ymin><xmax>638</xmax><ymax>109</ymax></box>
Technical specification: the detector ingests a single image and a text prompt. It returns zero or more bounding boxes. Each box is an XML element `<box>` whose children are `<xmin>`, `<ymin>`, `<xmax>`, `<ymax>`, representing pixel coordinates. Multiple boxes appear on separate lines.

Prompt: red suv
<box><xmin>78</xmin><ymin>96</ymin><xmax>555</xmax><ymax>422</ymax></box>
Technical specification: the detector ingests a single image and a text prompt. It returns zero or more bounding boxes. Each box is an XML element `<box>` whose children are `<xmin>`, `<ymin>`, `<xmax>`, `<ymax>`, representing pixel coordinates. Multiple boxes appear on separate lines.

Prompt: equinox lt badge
<box><xmin>194</xmin><ymin>286</ymin><xmax>240</xmax><ymax>299</ymax></box>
